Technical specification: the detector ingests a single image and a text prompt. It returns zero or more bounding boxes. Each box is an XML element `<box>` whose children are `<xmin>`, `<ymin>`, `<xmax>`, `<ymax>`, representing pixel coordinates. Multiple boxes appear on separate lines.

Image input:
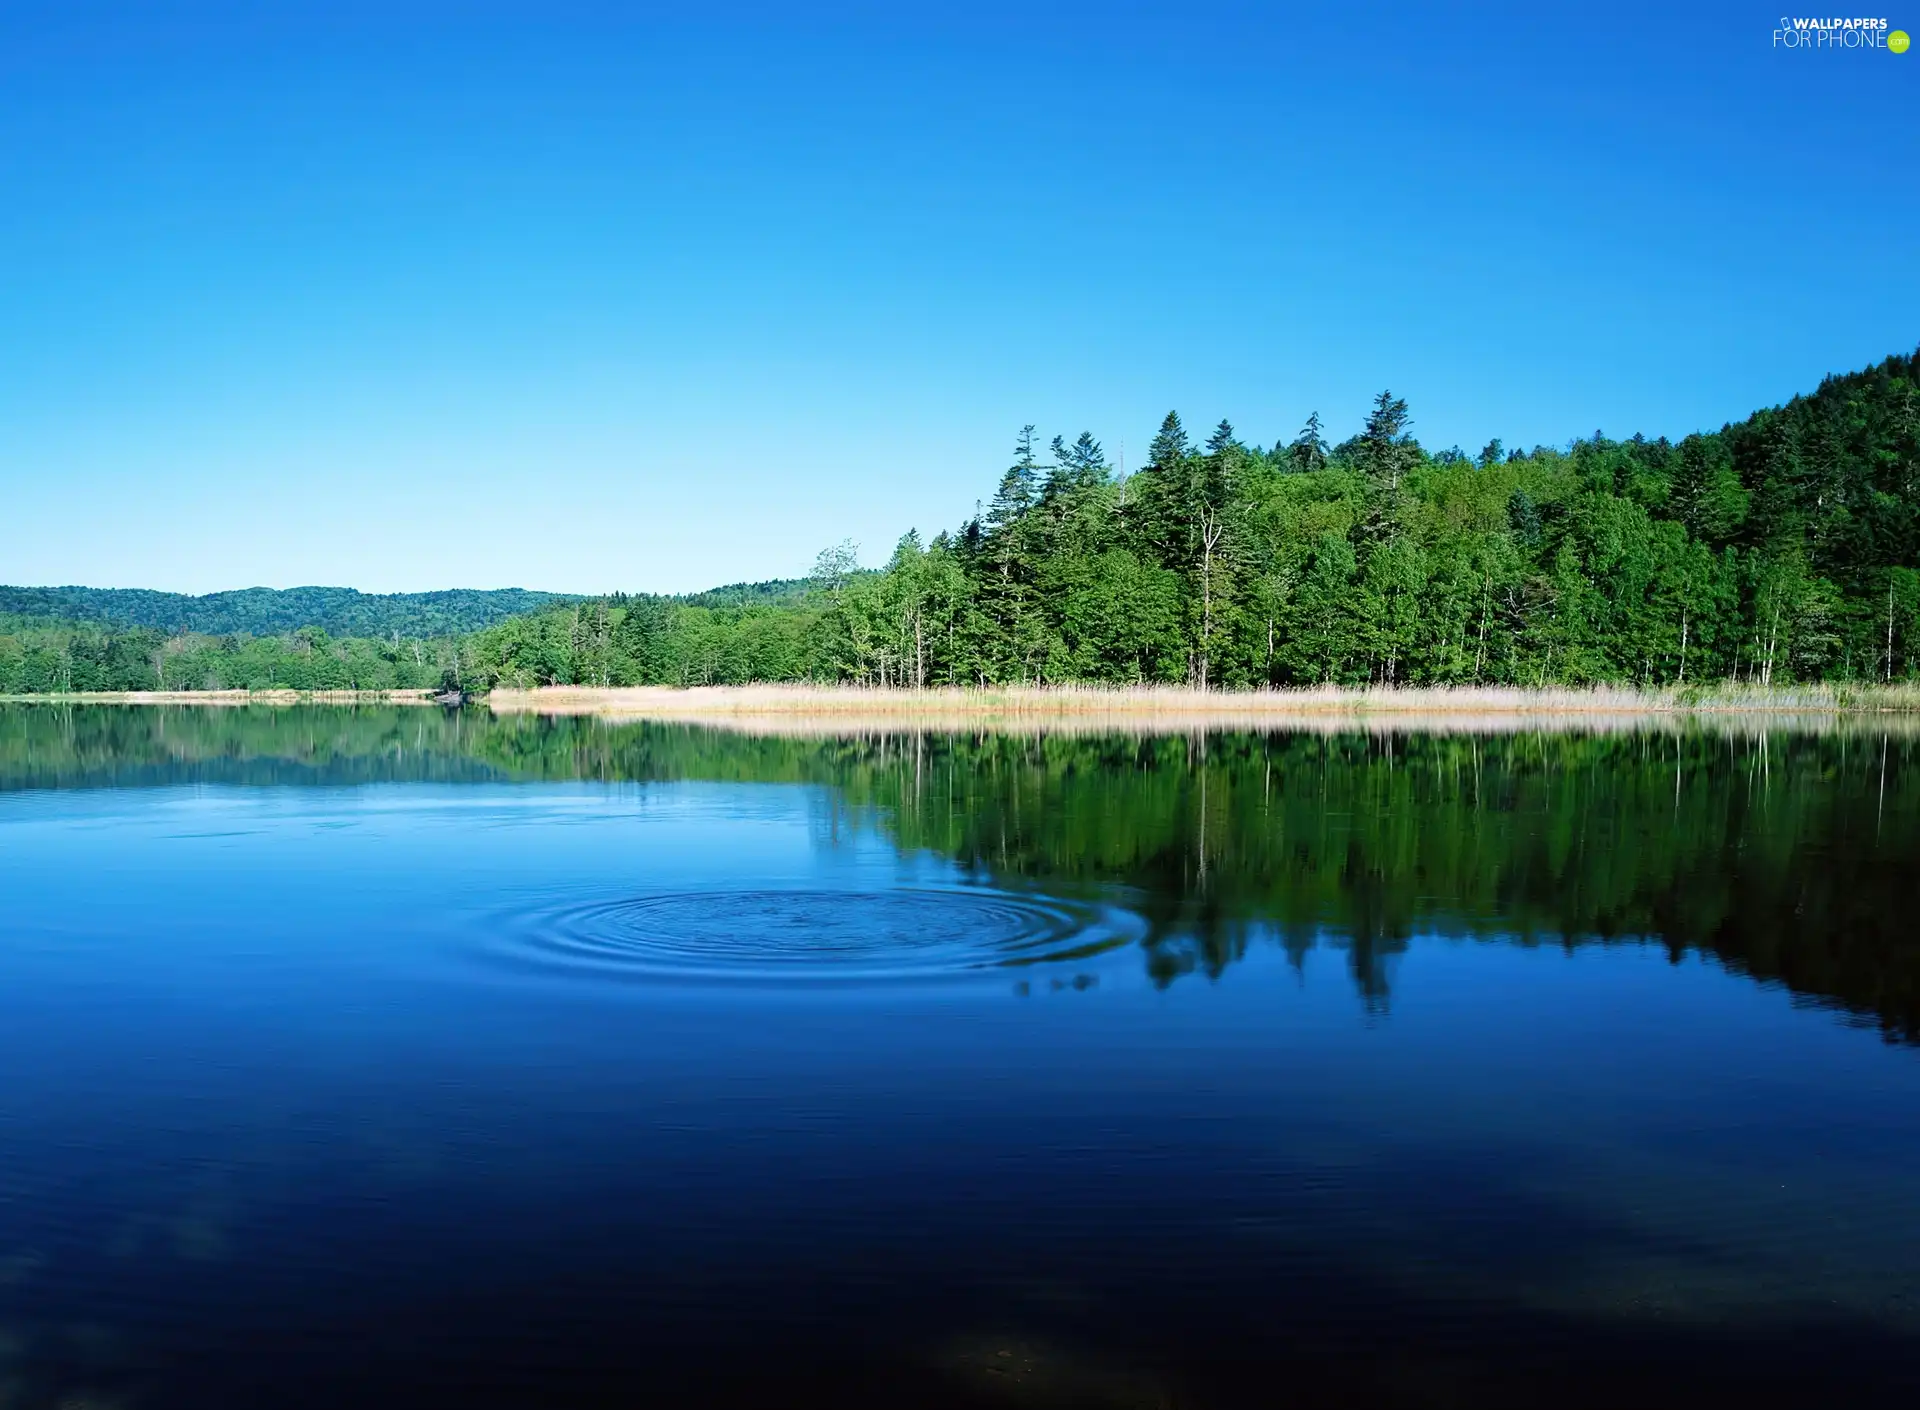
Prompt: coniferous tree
<box><xmin>971</xmin><ymin>428</ymin><xmax>1047</xmax><ymax>681</ymax></box>
<box><xmin>1358</xmin><ymin>391</ymin><xmax>1414</xmax><ymax>488</ymax></box>
<box><xmin>1060</xmin><ymin>431</ymin><xmax>1109</xmax><ymax>486</ymax></box>
<box><xmin>1148</xmin><ymin>411</ymin><xmax>1190</xmax><ymax>470</ymax></box>
<box><xmin>1354</xmin><ymin>390</ymin><xmax>1415</xmax><ymax>547</ymax></box>
<box><xmin>1289</xmin><ymin>412</ymin><xmax>1329</xmax><ymax>473</ymax></box>
<box><xmin>1205</xmin><ymin>418</ymin><xmax>1239</xmax><ymax>460</ymax></box>
<box><xmin>1669</xmin><ymin>433</ymin><xmax>1747</xmax><ymax>544</ymax></box>
<box><xmin>987</xmin><ymin>426</ymin><xmax>1041</xmax><ymax>536</ymax></box>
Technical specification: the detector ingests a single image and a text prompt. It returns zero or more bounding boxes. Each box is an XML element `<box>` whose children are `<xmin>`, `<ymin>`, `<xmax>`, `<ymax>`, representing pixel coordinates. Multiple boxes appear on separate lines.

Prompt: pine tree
<box><xmin>987</xmin><ymin>425</ymin><xmax>1041</xmax><ymax>536</ymax></box>
<box><xmin>1355</xmin><ymin>391</ymin><xmax>1417</xmax><ymax>547</ymax></box>
<box><xmin>1046</xmin><ymin>431</ymin><xmax>1110</xmax><ymax>495</ymax></box>
<box><xmin>1147</xmin><ymin>411</ymin><xmax>1191</xmax><ymax>470</ymax></box>
<box><xmin>1288</xmin><ymin>412</ymin><xmax>1328</xmax><ymax>473</ymax></box>
<box><xmin>1740</xmin><ymin>412</ymin><xmax>1804</xmax><ymax>549</ymax></box>
<box><xmin>972</xmin><ymin>427</ymin><xmax>1048</xmax><ymax>682</ymax></box>
<box><xmin>1359</xmin><ymin>390</ymin><xmax>1414</xmax><ymax>489</ymax></box>
<box><xmin>1507</xmin><ymin>489</ymin><xmax>1543</xmax><ymax>548</ymax></box>
<box><xmin>1669</xmin><ymin>433</ymin><xmax>1746</xmax><ymax>544</ymax></box>
<box><xmin>1065</xmin><ymin>431</ymin><xmax>1107</xmax><ymax>479</ymax></box>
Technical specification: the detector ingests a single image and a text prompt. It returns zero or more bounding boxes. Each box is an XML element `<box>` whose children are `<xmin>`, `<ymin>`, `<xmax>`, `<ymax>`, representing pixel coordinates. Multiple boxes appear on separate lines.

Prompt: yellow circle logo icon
<box><xmin>1892</xmin><ymin>29</ymin><xmax>1912</xmax><ymax>52</ymax></box>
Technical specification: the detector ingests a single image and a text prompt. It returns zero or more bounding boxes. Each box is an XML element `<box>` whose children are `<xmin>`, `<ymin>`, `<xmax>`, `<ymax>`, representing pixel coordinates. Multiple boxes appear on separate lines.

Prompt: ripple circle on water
<box><xmin>488</xmin><ymin>887</ymin><xmax>1141</xmax><ymax>983</ymax></box>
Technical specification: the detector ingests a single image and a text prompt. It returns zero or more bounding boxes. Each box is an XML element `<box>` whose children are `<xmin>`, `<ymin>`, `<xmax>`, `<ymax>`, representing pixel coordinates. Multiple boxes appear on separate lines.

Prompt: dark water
<box><xmin>2</xmin><ymin>706</ymin><xmax>1918</xmax><ymax>1408</ymax></box>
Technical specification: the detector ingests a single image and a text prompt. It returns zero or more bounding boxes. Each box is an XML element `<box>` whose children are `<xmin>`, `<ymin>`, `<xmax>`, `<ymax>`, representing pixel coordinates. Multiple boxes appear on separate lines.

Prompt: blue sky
<box><xmin>1</xmin><ymin>1</ymin><xmax>1914</xmax><ymax>595</ymax></box>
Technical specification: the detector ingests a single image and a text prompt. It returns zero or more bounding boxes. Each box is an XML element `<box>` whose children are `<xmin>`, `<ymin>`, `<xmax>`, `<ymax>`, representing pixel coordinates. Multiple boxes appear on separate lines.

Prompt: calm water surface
<box><xmin>2</xmin><ymin>706</ymin><xmax>1917</xmax><ymax>1407</ymax></box>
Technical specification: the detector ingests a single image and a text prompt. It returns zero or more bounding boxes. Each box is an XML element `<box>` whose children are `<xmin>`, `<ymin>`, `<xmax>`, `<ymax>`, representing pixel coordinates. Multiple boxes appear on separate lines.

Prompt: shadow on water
<box><xmin>10</xmin><ymin>1216</ymin><xmax>1913</xmax><ymax>1409</ymax></box>
<box><xmin>4</xmin><ymin>703</ymin><xmax>1917</xmax><ymax>1041</ymax></box>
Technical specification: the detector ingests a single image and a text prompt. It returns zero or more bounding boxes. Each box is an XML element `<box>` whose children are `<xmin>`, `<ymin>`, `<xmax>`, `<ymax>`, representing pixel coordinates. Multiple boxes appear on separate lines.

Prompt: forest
<box><xmin>4</xmin><ymin>348</ymin><xmax>1917</xmax><ymax>695</ymax></box>
<box><xmin>0</xmin><ymin>585</ymin><xmax>569</xmax><ymax>638</ymax></box>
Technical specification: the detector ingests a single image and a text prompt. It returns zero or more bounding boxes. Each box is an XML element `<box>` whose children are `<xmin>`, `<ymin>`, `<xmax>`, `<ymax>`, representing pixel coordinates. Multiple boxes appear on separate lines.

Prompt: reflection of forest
<box><xmin>5</xmin><ymin>704</ymin><xmax>1916</xmax><ymax>1040</ymax></box>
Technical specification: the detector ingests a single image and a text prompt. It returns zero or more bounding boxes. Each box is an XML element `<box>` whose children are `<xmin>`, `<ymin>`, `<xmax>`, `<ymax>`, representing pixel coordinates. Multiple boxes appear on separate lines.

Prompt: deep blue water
<box><xmin>1</xmin><ymin>708</ymin><xmax>1917</xmax><ymax>1407</ymax></box>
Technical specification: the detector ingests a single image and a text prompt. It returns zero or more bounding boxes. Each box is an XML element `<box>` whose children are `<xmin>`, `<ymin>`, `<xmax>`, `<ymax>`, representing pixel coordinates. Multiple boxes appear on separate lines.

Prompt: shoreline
<box><xmin>6</xmin><ymin>681</ymin><xmax>1917</xmax><ymax>714</ymax></box>
<box><xmin>487</xmin><ymin>682</ymin><xmax>1920</xmax><ymax>716</ymax></box>
<box><xmin>6</xmin><ymin>683</ymin><xmax>1920</xmax><ymax>735</ymax></box>
<box><xmin>0</xmin><ymin>689</ymin><xmax>441</xmax><ymax>705</ymax></box>
<box><xmin>477</xmin><ymin>683</ymin><xmax>1920</xmax><ymax>735</ymax></box>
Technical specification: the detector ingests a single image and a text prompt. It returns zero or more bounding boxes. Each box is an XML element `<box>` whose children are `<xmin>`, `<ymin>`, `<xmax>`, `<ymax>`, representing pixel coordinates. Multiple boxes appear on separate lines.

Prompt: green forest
<box><xmin>5</xmin><ymin>348</ymin><xmax>1918</xmax><ymax>695</ymax></box>
<box><xmin>0</xmin><ymin>585</ymin><xmax>570</xmax><ymax>638</ymax></box>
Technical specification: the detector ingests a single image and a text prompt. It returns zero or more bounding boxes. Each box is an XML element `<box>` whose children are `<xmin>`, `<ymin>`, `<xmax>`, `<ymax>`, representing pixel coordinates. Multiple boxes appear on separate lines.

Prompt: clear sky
<box><xmin>2</xmin><ymin>1</ymin><xmax>1914</xmax><ymax>595</ymax></box>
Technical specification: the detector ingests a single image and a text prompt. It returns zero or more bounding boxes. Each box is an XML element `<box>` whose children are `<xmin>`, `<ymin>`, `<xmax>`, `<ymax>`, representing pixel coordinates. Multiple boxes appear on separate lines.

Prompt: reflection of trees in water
<box><xmin>4</xmin><ymin>705</ymin><xmax>1916</xmax><ymax>1039</ymax></box>
<box><xmin>834</xmin><ymin>728</ymin><xmax>1920</xmax><ymax>1038</ymax></box>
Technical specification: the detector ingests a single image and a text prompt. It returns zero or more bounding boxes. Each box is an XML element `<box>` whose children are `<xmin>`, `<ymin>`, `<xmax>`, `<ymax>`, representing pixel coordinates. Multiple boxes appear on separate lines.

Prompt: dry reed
<box><xmin>485</xmin><ymin>682</ymin><xmax>1920</xmax><ymax>737</ymax></box>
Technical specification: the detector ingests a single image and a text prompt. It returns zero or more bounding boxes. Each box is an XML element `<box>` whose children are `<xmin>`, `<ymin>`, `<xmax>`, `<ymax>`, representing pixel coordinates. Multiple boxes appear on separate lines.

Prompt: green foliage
<box><xmin>0</xmin><ymin>615</ymin><xmax>447</xmax><ymax>694</ymax></box>
<box><xmin>4</xmin><ymin>347</ymin><xmax>1916</xmax><ymax>695</ymax></box>
<box><xmin>1288</xmin><ymin>411</ymin><xmax>1329</xmax><ymax>473</ymax></box>
<box><xmin>0</xmin><ymin>585</ymin><xmax>571</xmax><ymax>637</ymax></box>
<box><xmin>729</xmin><ymin>344</ymin><xmax>1915</xmax><ymax>690</ymax></box>
<box><xmin>676</xmin><ymin>577</ymin><xmax>822</xmax><ymax>609</ymax></box>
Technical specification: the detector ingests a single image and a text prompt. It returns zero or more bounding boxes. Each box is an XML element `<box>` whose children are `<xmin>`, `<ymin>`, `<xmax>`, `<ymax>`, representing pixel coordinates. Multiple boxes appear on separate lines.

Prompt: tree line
<box><xmin>450</xmin><ymin>347</ymin><xmax>1920</xmax><ymax>692</ymax></box>
<box><xmin>0</xmin><ymin>584</ymin><xmax>569</xmax><ymax>639</ymax></box>
<box><xmin>6</xmin><ymin>347</ymin><xmax>1916</xmax><ymax>695</ymax></box>
<box><xmin>0</xmin><ymin>618</ymin><xmax>448</xmax><ymax>694</ymax></box>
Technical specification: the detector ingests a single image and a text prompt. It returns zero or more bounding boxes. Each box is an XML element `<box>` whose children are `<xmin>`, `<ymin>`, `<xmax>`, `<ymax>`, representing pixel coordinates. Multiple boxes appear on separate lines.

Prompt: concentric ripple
<box><xmin>486</xmin><ymin>887</ymin><xmax>1142</xmax><ymax>984</ymax></box>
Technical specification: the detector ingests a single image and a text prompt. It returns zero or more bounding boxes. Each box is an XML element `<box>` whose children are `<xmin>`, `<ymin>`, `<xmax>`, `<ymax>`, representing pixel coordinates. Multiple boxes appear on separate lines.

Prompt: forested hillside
<box><xmin>0</xmin><ymin>615</ymin><xmax>449</xmax><ymax>693</ymax></box>
<box><xmin>678</xmin><ymin>577</ymin><xmax>823</xmax><ymax>609</ymax></box>
<box><xmin>6</xmin><ymin>348</ymin><xmax>1917</xmax><ymax>695</ymax></box>
<box><xmin>0</xmin><ymin>585</ymin><xmax>571</xmax><ymax>638</ymax></box>
<box><xmin>0</xmin><ymin>579</ymin><xmax>808</xmax><ymax>695</ymax></box>
<box><xmin>450</xmin><ymin>348</ymin><xmax>1920</xmax><ymax>691</ymax></box>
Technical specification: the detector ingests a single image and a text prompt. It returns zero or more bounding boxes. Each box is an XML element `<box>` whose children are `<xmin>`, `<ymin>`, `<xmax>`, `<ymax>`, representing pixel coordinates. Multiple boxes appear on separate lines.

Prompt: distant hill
<box><xmin>0</xmin><ymin>572</ymin><xmax>864</xmax><ymax>641</ymax></box>
<box><xmin>673</xmin><ymin>577</ymin><xmax>819</xmax><ymax>609</ymax></box>
<box><xmin>0</xmin><ymin>585</ymin><xmax>575</xmax><ymax>639</ymax></box>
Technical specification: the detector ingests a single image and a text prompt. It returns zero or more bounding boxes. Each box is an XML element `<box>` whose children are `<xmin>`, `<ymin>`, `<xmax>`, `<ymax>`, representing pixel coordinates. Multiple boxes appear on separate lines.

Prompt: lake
<box><xmin>1</xmin><ymin>705</ymin><xmax>1917</xmax><ymax>1407</ymax></box>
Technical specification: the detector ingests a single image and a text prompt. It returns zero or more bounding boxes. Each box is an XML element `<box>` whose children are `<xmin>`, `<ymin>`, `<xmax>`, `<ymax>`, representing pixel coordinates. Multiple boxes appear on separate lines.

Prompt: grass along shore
<box><xmin>7</xmin><ymin>683</ymin><xmax>1919</xmax><ymax>735</ymax></box>
<box><xmin>486</xmin><ymin>682</ymin><xmax>1920</xmax><ymax>733</ymax></box>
